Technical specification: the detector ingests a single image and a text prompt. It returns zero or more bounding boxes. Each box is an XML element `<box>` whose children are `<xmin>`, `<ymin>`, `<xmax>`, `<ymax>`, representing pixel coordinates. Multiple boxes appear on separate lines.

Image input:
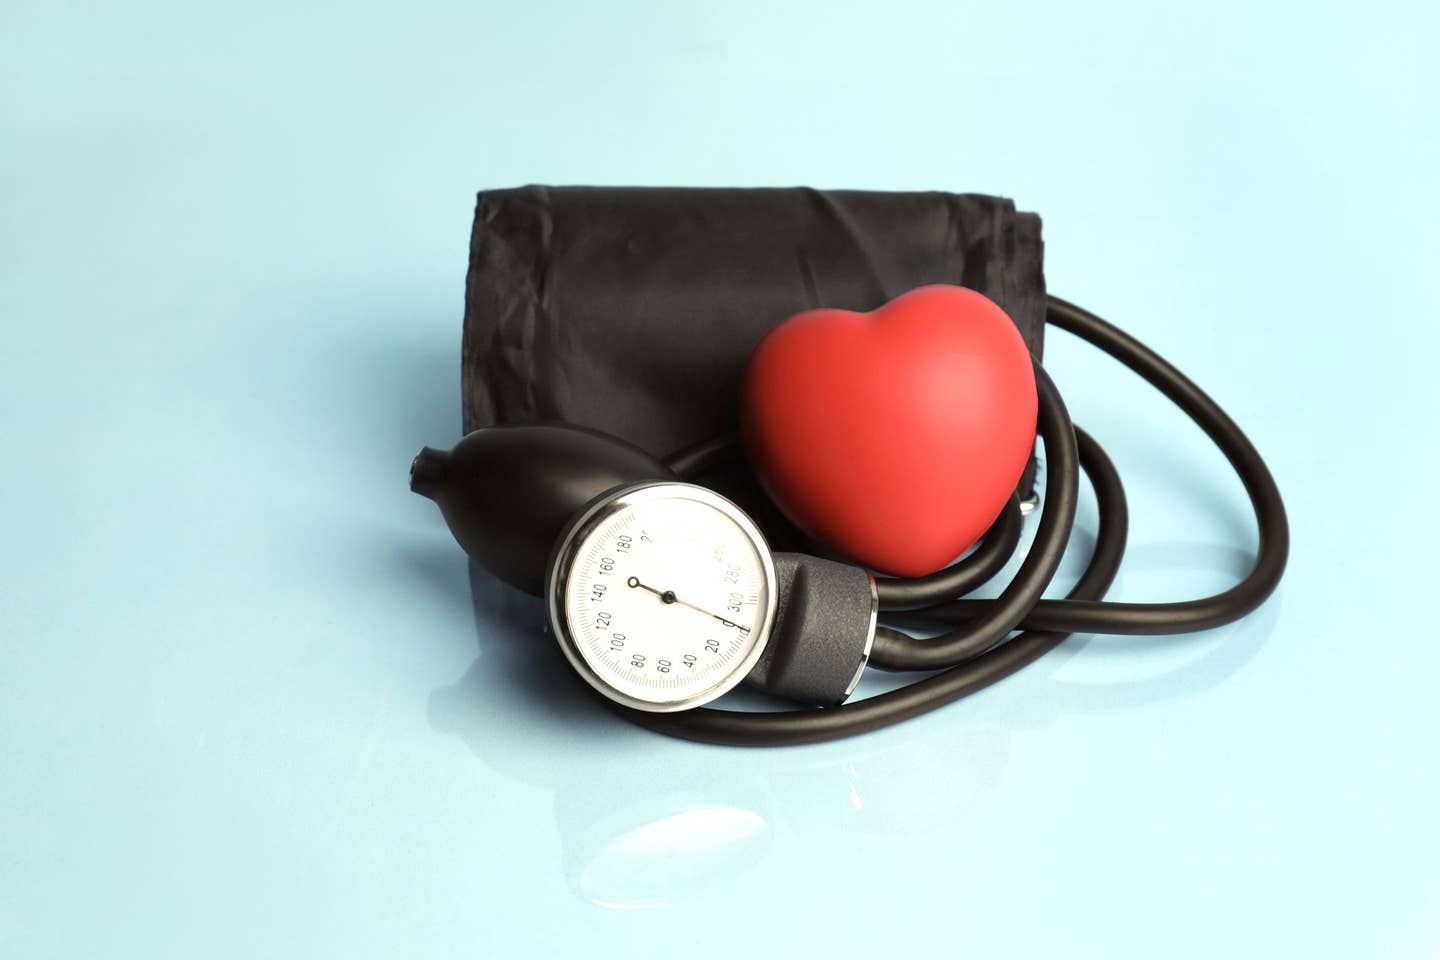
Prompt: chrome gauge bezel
<box><xmin>546</xmin><ymin>481</ymin><xmax>780</xmax><ymax>713</ymax></box>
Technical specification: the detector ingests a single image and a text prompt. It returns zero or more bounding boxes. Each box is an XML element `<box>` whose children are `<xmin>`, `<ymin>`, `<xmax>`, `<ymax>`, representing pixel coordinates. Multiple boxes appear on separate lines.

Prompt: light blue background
<box><xmin>3</xmin><ymin>1</ymin><xmax>1437</xmax><ymax>957</ymax></box>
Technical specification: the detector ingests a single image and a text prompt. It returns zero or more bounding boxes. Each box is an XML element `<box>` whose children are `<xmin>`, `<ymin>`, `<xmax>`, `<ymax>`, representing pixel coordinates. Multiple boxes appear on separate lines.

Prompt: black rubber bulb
<box><xmin>410</xmin><ymin>424</ymin><xmax>677</xmax><ymax>595</ymax></box>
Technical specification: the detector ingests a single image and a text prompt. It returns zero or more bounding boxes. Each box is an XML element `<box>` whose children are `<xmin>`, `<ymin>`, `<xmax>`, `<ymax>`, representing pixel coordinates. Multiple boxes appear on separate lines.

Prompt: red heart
<box><xmin>740</xmin><ymin>284</ymin><xmax>1037</xmax><ymax>577</ymax></box>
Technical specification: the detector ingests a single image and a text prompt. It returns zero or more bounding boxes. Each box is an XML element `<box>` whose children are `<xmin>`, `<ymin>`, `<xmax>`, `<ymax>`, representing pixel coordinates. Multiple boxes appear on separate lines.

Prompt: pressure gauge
<box><xmin>548</xmin><ymin>482</ymin><xmax>779</xmax><ymax>713</ymax></box>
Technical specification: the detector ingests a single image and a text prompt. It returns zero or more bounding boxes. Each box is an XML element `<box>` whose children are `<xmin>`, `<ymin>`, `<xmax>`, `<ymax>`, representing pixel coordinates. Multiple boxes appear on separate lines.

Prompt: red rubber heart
<box><xmin>740</xmin><ymin>284</ymin><xmax>1037</xmax><ymax>578</ymax></box>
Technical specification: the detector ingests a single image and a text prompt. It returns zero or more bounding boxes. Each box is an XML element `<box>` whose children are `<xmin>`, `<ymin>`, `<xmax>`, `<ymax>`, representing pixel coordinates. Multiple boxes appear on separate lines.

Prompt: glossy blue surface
<box><xmin>3</xmin><ymin>2</ymin><xmax>1437</xmax><ymax>956</ymax></box>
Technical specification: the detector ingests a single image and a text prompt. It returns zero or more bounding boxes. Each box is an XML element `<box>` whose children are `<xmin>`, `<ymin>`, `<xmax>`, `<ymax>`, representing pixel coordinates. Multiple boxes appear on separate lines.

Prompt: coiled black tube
<box><xmin>907</xmin><ymin>296</ymin><xmax>1289</xmax><ymax>637</ymax></box>
<box><xmin>609</xmin><ymin>295</ymin><xmax>1287</xmax><ymax>745</ymax></box>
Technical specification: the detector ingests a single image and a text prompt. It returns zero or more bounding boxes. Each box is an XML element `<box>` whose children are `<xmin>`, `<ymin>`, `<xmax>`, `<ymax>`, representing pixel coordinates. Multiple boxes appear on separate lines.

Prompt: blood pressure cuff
<box><xmin>460</xmin><ymin>185</ymin><xmax>1047</xmax><ymax>499</ymax></box>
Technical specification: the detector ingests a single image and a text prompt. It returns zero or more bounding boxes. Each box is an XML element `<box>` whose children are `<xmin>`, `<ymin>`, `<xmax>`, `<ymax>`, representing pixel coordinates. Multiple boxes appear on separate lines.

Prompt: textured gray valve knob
<box><xmin>745</xmin><ymin>553</ymin><xmax>878</xmax><ymax>706</ymax></box>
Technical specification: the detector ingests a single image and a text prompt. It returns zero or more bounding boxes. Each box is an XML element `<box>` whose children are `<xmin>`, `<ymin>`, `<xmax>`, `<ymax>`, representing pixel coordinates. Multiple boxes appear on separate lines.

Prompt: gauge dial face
<box><xmin>550</xmin><ymin>483</ymin><xmax>777</xmax><ymax>712</ymax></box>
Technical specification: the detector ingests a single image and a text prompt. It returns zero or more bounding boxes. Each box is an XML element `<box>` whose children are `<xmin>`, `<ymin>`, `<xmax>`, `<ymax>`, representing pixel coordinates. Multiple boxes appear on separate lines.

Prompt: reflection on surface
<box><xmin>429</xmin><ymin>536</ymin><xmax>1281</xmax><ymax>911</ymax></box>
<box><xmin>570</xmin><ymin>802</ymin><xmax>772</xmax><ymax>910</ymax></box>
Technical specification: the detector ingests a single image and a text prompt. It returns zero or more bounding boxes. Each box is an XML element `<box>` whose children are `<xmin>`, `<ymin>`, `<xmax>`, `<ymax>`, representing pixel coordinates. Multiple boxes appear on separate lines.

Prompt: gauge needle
<box><xmin>626</xmin><ymin>576</ymin><xmax>751</xmax><ymax>635</ymax></box>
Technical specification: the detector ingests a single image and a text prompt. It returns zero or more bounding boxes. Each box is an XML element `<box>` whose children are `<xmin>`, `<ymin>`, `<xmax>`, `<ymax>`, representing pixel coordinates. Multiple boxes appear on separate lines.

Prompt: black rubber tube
<box><xmin>620</xmin><ymin>426</ymin><xmax>1128</xmax><ymax>745</ymax></box>
<box><xmin>872</xmin><ymin>495</ymin><xmax>1023</xmax><ymax>611</ymax></box>
<box><xmin>613</xmin><ymin>294</ymin><xmax>1287</xmax><ymax>745</ymax></box>
<box><xmin>904</xmin><ymin>296</ymin><xmax>1288</xmax><ymax>637</ymax></box>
